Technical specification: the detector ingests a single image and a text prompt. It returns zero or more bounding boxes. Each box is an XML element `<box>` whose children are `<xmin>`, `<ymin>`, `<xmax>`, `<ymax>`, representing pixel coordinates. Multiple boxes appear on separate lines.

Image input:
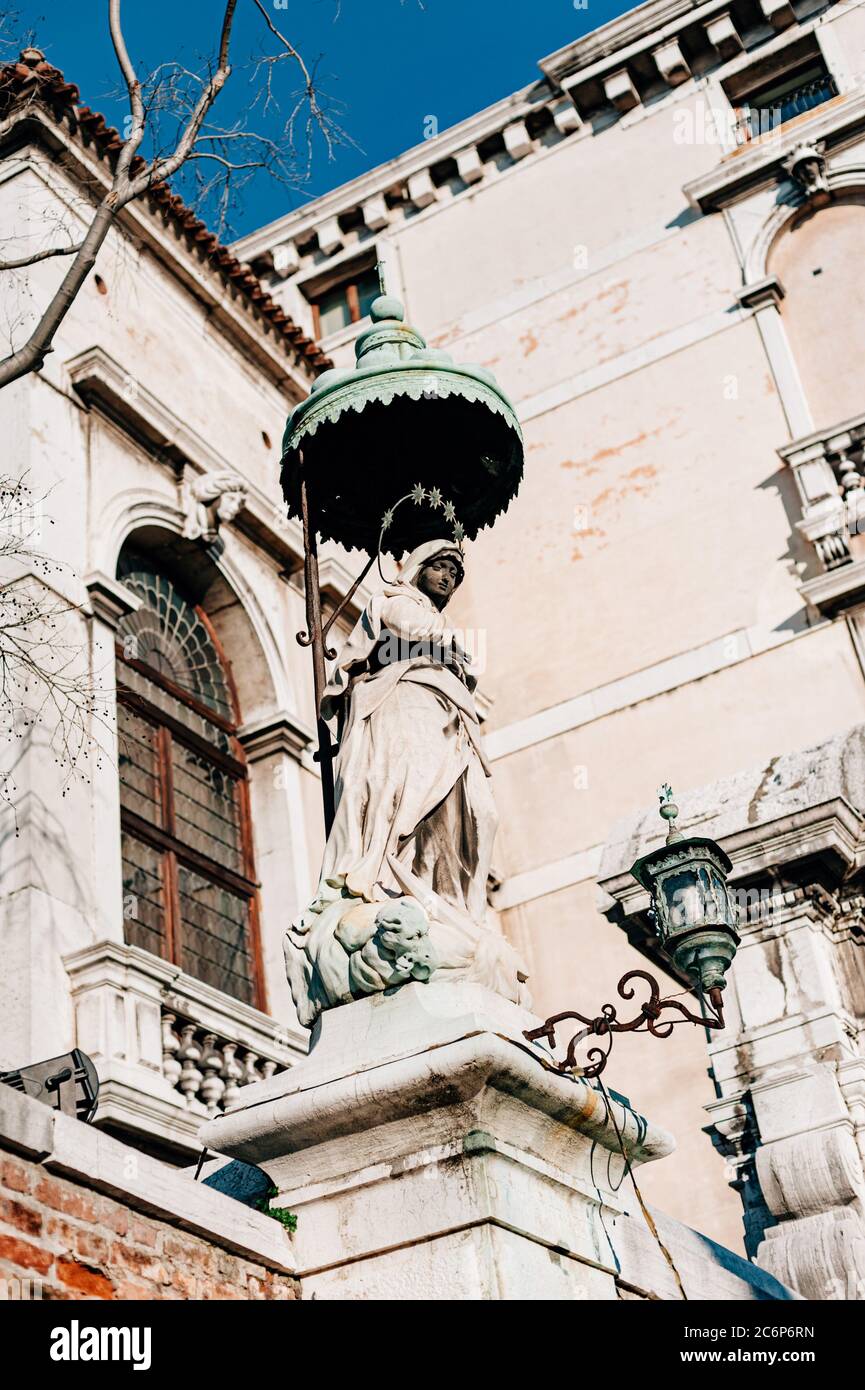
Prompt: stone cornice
<box><xmin>779</xmin><ymin>407</ymin><xmax>865</xmax><ymax>466</ymax></box>
<box><xmin>232</xmin><ymin>79</ymin><xmax>566</xmax><ymax>266</ymax></box>
<box><xmin>544</xmin><ymin>0</ymin><xmax>739</xmax><ymax>89</ymax></box>
<box><xmin>683</xmin><ymin>89</ymin><xmax>865</xmax><ymax>210</ymax></box>
<box><xmin>601</xmin><ymin>796</ymin><xmax>864</xmax><ymax>915</ymax></box>
<box><xmin>541</xmin><ymin>0</ymin><xmax>732</xmax><ymax>83</ymax></box>
<box><xmin>737</xmin><ymin>274</ymin><xmax>786</xmax><ymax>310</ymax></box>
<box><xmin>0</xmin><ymin>1084</ymin><xmax>297</xmax><ymax>1271</ymax></box>
<box><xmin>236</xmin><ymin>0</ymin><xmax>848</xmax><ymax>294</ymax></box>
<box><xmin>65</xmin><ymin>938</ymin><xmax>307</xmax><ymax>1056</ymax></box>
<box><xmin>237</xmin><ymin>711</ymin><xmax>314</xmax><ymax>763</ymax></box>
<box><xmin>84</xmin><ymin>571</ymin><xmax>140</xmax><ymax>630</ymax></box>
<box><xmin>800</xmin><ymin>559</ymin><xmax>865</xmax><ymax>616</ymax></box>
<box><xmin>0</xmin><ymin>63</ymin><xmax>325</xmax><ymax>384</ymax></box>
<box><xmin>66</xmin><ymin>344</ymin><xmax>305</xmax><ymax>575</ymax></box>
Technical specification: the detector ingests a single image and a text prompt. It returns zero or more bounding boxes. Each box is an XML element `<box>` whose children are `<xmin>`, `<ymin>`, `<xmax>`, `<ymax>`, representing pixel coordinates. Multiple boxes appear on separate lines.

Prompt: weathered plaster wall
<box><xmin>269</xmin><ymin>15</ymin><xmax>865</xmax><ymax>1255</ymax></box>
<box><xmin>0</xmin><ymin>149</ymin><xmax>323</xmax><ymax>1063</ymax></box>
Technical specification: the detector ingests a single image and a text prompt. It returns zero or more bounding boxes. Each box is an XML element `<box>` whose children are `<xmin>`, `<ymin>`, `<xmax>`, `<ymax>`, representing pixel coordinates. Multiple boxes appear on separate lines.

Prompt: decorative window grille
<box><xmin>116</xmin><ymin>565</ymin><xmax>263</xmax><ymax>1008</ymax></box>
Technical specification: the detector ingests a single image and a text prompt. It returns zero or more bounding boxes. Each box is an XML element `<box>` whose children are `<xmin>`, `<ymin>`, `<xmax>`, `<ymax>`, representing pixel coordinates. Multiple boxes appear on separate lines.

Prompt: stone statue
<box><xmin>183</xmin><ymin>470</ymin><xmax>248</xmax><ymax>544</ymax></box>
<box><xmin>284</xmin><ymin>537</ymin><xmax>530</xmax><ymax>1026</ymax></box>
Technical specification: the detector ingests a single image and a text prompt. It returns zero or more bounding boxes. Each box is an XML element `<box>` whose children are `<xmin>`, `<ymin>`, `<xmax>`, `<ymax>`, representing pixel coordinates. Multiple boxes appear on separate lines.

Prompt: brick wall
<box><xmin>0</xmin><ymin>1151</ymin><xmax>299</xmax><ymax>1300</ymax></box>
<box><xmin>0</xmin><ymin>1086</ymin><xmax>299</xmax><ymax>1302</ymax></box>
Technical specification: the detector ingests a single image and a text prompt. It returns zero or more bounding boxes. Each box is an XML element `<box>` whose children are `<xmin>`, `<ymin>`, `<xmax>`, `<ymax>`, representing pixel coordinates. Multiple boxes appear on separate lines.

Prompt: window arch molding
<box><xmin>743</xmin><ymin>165</ymin><xmax>865</xmax><ymax>285</ymax></box>
<box><xmin>95</xmin><ymin>493</ymin><xmax>295</xmax><ymax>721</ymax></box>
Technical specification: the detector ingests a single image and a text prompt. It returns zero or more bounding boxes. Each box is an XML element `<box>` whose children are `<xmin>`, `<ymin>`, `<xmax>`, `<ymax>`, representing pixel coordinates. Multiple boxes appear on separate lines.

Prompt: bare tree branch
<box><xmin>0</xmin><ymin>240</ymin><xmax>83</xmax><ymax>270</ymax></box>
<box><xmin>129</xmin><ymin>0</ymin><xmax>237</xmax><ymax>195</ymax></box>
<box><xmin>0</xmin><ymin>0</ymin><xmax>353</xmax><ymax>385</ymax></box>
<box><xmin>0</xmin><ymin>1</ymin><xmax>239</xmax><ymax>387</ymax></box>
<box><xmin>0</xmin><ymin>474</ymin><xmax>112</xmax><ymax>816</ymax></box>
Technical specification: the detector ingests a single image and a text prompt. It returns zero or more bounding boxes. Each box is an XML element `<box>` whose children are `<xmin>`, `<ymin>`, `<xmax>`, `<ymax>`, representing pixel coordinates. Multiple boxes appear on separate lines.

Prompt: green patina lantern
<box><xmin>281</xmin><ymin>281</ymin><xmax>524</xmax><ymax>831</ymax></box>
<box><xmin>630</xmin><ymin>785</ymin><xmax>740</xmax><ymax>997</ymax></box>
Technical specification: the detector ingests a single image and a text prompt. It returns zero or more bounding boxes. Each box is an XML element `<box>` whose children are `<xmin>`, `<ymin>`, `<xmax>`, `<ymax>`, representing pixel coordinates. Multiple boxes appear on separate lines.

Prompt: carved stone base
<box><xmin>200</xmin><ymin>982</ymin><xmax>795</xmax><ymax>1301</ymax></box>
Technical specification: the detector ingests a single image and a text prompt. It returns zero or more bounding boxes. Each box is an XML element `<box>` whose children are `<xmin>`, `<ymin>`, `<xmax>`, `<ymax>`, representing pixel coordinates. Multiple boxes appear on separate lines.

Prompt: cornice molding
<box><xmin>237</xmin><ymin>711</ymin><xmax>314</xmax><ymax>763</ymax></box>
<box><xmin>66</xmin><ymin>344</ymin><xmax>305</xmax><ymax>575</ymax></box>
<box><xmin>683</xmin><ymin>89</ymin><xmax>865</xmax><ymax>211</ymax></box>
<box><xmin>0</xmin><ymin>88</ymin><xmax>324</xmax><ymax>386</ymax></box>
<box><xmin>84</xmin><ymin>571</ymin><xmax>140</xmax><ymax>630</ymax></box>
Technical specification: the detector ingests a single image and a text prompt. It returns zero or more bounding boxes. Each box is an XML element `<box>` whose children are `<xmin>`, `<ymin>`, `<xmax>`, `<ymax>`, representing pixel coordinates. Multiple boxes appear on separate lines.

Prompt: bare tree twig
<box><xmin>0</xmin><ymin>0</ymin><xmax>238</xmax><ymax>387</ymax></box>
<box><xmin>0</xmin><ymin>0</ymin><xmax>349</xmax><ymax>385</ymax></box>
<box><xmin>0</xmin><ymin>474</ymin><xmax>112</xmax><ymax>818</ymax></box>
<box><xmin>0</xmin><ymin>240</ymin><xmax>83</xmax><ymax>270</ymax></box>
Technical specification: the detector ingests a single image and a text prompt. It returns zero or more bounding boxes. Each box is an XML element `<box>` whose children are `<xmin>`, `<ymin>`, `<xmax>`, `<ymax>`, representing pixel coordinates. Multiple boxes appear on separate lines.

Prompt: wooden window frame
<box><xmin>310</xmin><ymin>267</ymin><xmax>378</xmax><ymax>339</ymax></box>
<box><xmin>115</xmin><ymin>603</ymin><xmax>267</xmax><ymax>1012</ymax></box>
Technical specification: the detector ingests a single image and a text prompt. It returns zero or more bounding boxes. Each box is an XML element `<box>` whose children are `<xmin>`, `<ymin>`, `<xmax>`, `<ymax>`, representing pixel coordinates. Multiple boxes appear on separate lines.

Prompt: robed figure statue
<box><xmin>284</xmin><ymin>538</ymin><xmax>530</xmax><ymax>1026</ymax></box>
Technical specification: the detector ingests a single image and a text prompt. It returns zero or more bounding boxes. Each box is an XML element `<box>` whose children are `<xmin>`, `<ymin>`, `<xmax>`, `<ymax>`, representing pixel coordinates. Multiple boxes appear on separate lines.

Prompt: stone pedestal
<box><xmin>201</xmin><ymin>981</ymin><xmax>679</xmax><ymax>1299</ymax></box>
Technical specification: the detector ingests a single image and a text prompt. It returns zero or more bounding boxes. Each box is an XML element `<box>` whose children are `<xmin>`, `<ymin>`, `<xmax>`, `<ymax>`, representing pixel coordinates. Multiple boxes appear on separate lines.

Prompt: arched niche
<box><xmin>767</xmin><ymin>191</ymin><xmax>865</xmax><ymax>431</ymax></box>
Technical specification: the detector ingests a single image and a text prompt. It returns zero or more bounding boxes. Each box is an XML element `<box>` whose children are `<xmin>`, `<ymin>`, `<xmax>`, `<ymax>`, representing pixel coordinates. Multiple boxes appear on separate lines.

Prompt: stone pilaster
<box><xmin>599</xmin><ymin>725</ymin><xmax>865</xmax><ymax>1300</ymax></box>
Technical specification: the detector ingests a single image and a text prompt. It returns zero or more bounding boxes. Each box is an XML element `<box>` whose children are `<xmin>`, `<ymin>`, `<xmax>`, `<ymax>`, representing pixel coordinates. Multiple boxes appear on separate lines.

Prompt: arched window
<box><xmin>115</xmin><ymin>560</ymin><xmax>263</xmax><ymax>1008</ymax></box>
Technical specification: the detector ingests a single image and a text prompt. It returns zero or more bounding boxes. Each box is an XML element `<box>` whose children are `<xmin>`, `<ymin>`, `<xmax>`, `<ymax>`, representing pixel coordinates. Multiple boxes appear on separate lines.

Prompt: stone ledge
<box><xmin>201</xmin><ymin>983</ymin><xmax>674</xmax><ymax>1172</ymax></box>
<box><xmin>0</xmin><ymin>1084</ymin><xmax>295</xmax><ymax>1275</ymax></box>
<box><xmin>683</xmin><ymin>90</ymin><xmax>865</xmax><ymax>211</ymax></box>
<box><xmin>800</xmin><ymin>559</ymin><xmax>865</xmax><ymax>617</ymax></box>
<box><xmin>600</xmin><ymin>725</ymin><xmax>865</xmax><ymax>886</ymax></box>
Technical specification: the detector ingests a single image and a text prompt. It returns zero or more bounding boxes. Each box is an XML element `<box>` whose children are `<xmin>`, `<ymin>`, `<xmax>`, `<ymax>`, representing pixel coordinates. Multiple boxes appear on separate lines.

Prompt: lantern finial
<box><xmin>658</xmin><ymin>782</ymin><xmax>682</xmax><ymax>843</ymax></box>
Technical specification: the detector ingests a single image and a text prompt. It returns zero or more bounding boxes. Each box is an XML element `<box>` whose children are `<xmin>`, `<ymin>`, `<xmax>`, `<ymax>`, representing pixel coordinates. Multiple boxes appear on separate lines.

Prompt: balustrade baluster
<box><xmin>220</xmin><ymin>1042</ymin><xmax>244</xmax><ymax>1111</ymax></box>
<box><xmin>159</xmin><ymin>1009</ymin><xmax>287</xmax><ymax>1110</ymax></box>
<box><xmin>199</xmin><ymin>1033</ymin><xmax>227</xmax><ymax>1114</ymax></box>
<box><xmin>162</xmin><ymin>1012</ymin><xmax>182</xmax><ymax>1088</ymax></box>
<box><xmin>177</xmin><ymin>1023</ymin><xmax>204</xmax><ymax>1104</ymax></box>
<box><xmin>241</xmin><ymin>1050</ymin><xmax>260</xmax><ymax>1087</ymax></box>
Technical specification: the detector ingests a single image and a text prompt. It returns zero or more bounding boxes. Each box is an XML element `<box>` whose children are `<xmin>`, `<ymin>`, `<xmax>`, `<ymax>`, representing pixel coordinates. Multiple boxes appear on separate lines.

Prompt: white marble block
<box><xmin>200</xmin><ymin>982</ymin><xmax>669</xmax><ymax>1298</ymax></box>
<box><xmin>200</xmin><ymin>982</ymin><xmax>793</xmax><ymax>1301</ymax></box>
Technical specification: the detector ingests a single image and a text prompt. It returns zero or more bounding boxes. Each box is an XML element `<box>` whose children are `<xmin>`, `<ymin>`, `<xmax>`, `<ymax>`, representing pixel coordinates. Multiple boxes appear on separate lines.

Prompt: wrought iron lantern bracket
<box><xmin>524</xmin><ymin>968</ymin><xmax>725</xmax><ymax>1079</ymax></box>
<box><xmin>524</xmin><ymin>786</ymin><xmax>739</xmax><ymax>1080</ymax></box>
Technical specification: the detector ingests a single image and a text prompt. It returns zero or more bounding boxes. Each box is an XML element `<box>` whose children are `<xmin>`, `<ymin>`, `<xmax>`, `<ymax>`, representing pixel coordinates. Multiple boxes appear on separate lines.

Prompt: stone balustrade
<box><xmin>161</xmin><ymin>1012</ymin><xmax>283</xmax><ymax>1116</ymax></box>
<box><xmin>780</xmin><ymin>409</ymin><xmax>865</xmax><ymax>614</ymax></box>
<box><xmin>65</xmin><ymin>940</ymin><xmax>306</xmax><ymax>1153</ymax></box>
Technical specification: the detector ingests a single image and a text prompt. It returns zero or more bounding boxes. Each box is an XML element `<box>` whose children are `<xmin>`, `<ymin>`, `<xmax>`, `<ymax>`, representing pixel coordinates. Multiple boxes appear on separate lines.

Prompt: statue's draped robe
<box><xmin>285</xmin><ymin>540</ymin><xmax>529</xmax><ymax>1026</ymax></box>
<box><xmin>320</xmin><ymin>541</ymin><xmax>496</xmax><ymax>923</ymax></box>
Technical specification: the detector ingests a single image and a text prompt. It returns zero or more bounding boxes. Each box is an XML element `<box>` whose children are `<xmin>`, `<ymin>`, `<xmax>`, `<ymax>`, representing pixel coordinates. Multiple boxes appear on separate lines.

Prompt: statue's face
<box><xmin>217</xmin><ymin>490</ymin><xmax>244</xmax><ymax>523</ymax></box>
<box><xmin>417</xmin><ymin>555</ymin><xmax>460</xmax><ymax>608</ymax></box>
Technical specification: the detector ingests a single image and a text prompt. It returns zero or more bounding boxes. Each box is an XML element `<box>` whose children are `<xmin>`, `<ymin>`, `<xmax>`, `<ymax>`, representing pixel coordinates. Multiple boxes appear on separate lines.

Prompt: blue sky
<box><xmin>15</xmin><ymin>0</ymin><xmax>632</xmax><ymax>238</ymax></box>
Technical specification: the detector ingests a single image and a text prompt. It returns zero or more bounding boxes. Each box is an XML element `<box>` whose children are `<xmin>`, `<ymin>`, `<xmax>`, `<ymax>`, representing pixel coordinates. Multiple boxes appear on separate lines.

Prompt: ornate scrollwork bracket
<box><xmin>523</xmin><ymin>968</ymin><xmax>725</xmax><ymax>1079</ymax></box>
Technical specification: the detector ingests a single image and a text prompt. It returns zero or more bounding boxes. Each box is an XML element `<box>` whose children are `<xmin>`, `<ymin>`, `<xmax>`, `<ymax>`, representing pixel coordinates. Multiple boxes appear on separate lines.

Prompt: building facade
<box><xmin>237</xmin><ymin>0</ymin><xmax>865</xmax><ymax>1290</ymax></box>
<box><xmin>2</xmin><ymin>0</ymin><xmax>865</xmax><ymax>1299</ymax></box>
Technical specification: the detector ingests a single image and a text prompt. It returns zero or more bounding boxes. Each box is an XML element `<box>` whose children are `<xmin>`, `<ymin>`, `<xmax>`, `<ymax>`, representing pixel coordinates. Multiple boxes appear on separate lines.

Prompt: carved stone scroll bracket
<box><xmin>755</xmin><ymin>1125</ymin><xmax>865</xmax><ymax>1299</ymax></box>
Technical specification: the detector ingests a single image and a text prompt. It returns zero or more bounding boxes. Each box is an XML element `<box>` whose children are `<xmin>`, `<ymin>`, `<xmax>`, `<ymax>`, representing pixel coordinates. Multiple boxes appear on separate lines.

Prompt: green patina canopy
<box><xmin>281</xmin><ymin>294</ymin><xmax>524</xmax><ymax>554</ymax></box>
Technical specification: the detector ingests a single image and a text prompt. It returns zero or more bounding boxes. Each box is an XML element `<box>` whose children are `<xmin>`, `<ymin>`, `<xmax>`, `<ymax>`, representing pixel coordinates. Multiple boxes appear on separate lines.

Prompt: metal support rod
<box><xmin>297</xmin><ymin>457</ymin><xmax>337</xmax><ymax>835</ymax></box>
<box><xmin>322</xmin><ymin>552</ymin><xmax>375</xmax><ymax>646</ymax></box>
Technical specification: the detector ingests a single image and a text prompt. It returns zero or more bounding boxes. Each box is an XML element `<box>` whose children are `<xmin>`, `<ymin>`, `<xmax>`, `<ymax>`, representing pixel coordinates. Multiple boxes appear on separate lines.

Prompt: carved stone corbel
<box><xmin>756</xmin><ymin>1126</ymin><xmax>865</xmax><ymax>1299</ymax></box>
<box><xmin>182</xmin><ymin>469</ymin><xmax>248</xmax><ymax>546</ymax></box>
<box><xmin>782</xmin><ymin>140</ymin><xmax>830</xmax><ymax>201</ymax></box>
